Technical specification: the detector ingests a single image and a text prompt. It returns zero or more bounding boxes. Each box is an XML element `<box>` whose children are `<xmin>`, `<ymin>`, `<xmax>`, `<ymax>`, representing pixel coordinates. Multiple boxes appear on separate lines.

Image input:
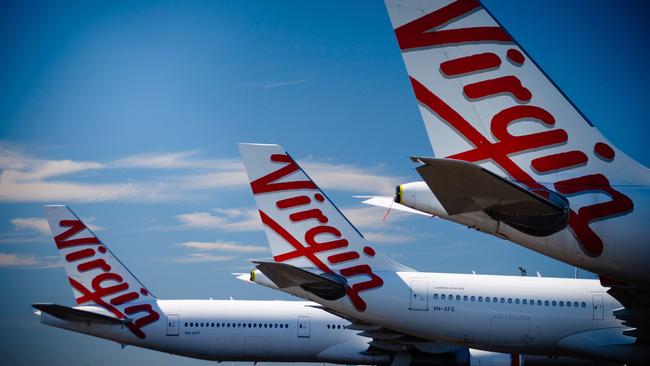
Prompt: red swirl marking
<box><xmin>259</xmin><ymin>210</ymin><xmax>380</xmax><ymax>311</ymax></box>
<box><xmin>54</xmin><ymin>220</ymin><xmax>100</xmax><ymax>249</ymax></box>
<box><xmin>395</xmin><ymin>0</ymin><xmax>511</xmax><ymax>51</ymax></box>
<box><xmin>531</xmin><ymin>151</ymin><xmax>588</xmax><ymax>174</ymax></box>
<box><xmin>251</xmin><ymin>154</ymin><xmax>317</xmax><ymax>194</ymax></box>
<box><xmin>440</xmin><ymin>53</ymin><xmax>501</xmax><ymax>77</ymax></box>
<box><xmin>277</xmin><ymin>195</ymin><xmax>312</xmax><ymax>209</ymax></box>
<box><xmin>554</xmin><ymin>174</ymin><xmax>633</xmax><ymax>256</ymax></box>
<box><xmin>411</xmin><ymin>76</ymin><xmax>634</xmax><ymax>257</ymax></box>
<box><xmin>506</xmin><ymin>49</ymin><xmax>525</xmax><ymax>65</ymax></box>
<box><xmin>594</xmin><ymin>142</ymin><xmax>615</xmax><ymax>161</ymax></box>
<box><xmin>464</xmin><ymin>76</ymin><xmax>532</xmax><ymax>103</ymax></box>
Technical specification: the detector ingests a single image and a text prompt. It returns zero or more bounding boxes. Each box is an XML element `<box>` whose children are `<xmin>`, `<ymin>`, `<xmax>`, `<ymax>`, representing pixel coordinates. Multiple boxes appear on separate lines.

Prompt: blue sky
<box><xmin>1</xmin><ymin>1</ymin><xmax>649</xmax><ymax>365</ymax></box>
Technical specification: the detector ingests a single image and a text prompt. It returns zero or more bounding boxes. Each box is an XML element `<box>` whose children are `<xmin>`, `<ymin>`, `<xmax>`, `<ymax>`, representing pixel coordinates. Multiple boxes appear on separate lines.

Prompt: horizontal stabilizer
<box><xmin>413</xmin><ymin>157</ymin><xmax>569</xmax><ymax>236</ymax></box>
<box><xmin>254</xmin><ymin>261</ymin><xmax>347</xmax><ymax>301</ymax></box>
<box><xmin>358</xmin><ymin>196</ymin><xmax>433</xmax><ymax>217</ymax></box>
<box><xmin>32</xmin><ymin>303</ymin><xmax>128</xmax><ymax>325</ymax></box>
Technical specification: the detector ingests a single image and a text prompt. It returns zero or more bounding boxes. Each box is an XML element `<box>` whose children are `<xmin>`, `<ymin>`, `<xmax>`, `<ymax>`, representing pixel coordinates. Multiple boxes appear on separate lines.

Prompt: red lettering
<box><xmin>464</xmin><ymin>76</ymin><xmax>532</xmax><ymax>103</ymax></box>
<box><xmin>54</xmin><ymin>220</ymin><xmax>100</xmax><ymax>249</ymax></box>
<box><xmin>340</xmin><ymin>265</ymin><xmax>385</xmax><ymax>312</ymax></box>
<box><xmin>77</xmin><ymin>258</ymin><xmax>111</xmax><ymax>272</ymax></box>
<box><xmin>411</xmin><ymin>76</ymin><xmax>634</xmax><ymax>257</ymax></box>
<box><xmin>124</xmin><ymin>304</ymin><xmax>160</xmax><ymax>339</ymax></box>
<box><xmin>65</xmin><ymin>248</ymin><xmax>96</xmax><ymax>262</ymax></box>
<box><xmin>531</xmin><ymin>151</ymin><xmax>588</xmax><ymax>174</ymax></box>
<box><xmin>328</xmin><ymin>251</ymin><xmax>360</xmax><ymax>264</ymax></box>
<box><xmin>555</xmin><ymin>174</ymin><xmax>634</xmax><ymax>257</ymax></box>
<box><xmin>277</xmin><ymin>195</ymin><xmax>311</xmax><ymax>209</ymax></box>
<box><xmin>440</xmin><ymin>52</ymin><xmax>501</xmax><ymax>77</ymax></box>
<box><xmin>395</xmin><ymin>0</ymin><xmax>511</xmax><ymax>51</ymax></box>
<box><xmin>290</xmin><ymin>209</ymin><xmax>328</xmax><ymax>224</ymax></box>
<box><xmin>251</xmin><ymin>154</ymin><xmax>317</xmax><ymax>194</ymax></box>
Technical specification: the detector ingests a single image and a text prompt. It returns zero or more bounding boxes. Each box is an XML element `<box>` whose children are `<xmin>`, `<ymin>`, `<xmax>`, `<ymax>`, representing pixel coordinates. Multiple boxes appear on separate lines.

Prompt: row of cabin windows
<box><xmin>327</xmin><ymin>324</ymin><xmax>344</xmax><ymax>329</ymax></box>
<box><xmin>185</xmin><ymin>322</ymin><xmax>290</xmax><ymax>329</ymax></box>
<box><xmin>432</xmin><ymin>293</ymin><xmax>587</xmax><ymax>308</ymax></box>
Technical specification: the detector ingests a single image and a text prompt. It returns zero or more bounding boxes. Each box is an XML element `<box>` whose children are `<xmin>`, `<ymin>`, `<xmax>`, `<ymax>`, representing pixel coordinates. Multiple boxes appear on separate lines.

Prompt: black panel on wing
<box><xmin>254</xmin><ymin>261</ymin><xmax>347</xmax><ymax>301</ymax></box>
<box><xmin>32</xmin><ymin>303</ymin><xmax>128</xmax><ymax>324</ymax></box>
<box><xmin>412</xmin><ymin>157</ymin><xmax>569</xmax><ymax>237</ymax></box>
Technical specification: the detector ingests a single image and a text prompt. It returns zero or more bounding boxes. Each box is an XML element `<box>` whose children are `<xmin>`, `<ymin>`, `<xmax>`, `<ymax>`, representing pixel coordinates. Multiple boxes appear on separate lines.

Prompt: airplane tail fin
<box><xmin>44</xmin><ymin>205</ymin><xmax>160</xmax><ymax>338</ymax></box>
<box><xmin>239</xmin><ymin>143</ymin><xmax>411</xmax><ymax>311</ymax></box>
<box><xmin>384</xmin><ymin>0</ymin><xmax>650</xmax><ymax>186</ymax></box>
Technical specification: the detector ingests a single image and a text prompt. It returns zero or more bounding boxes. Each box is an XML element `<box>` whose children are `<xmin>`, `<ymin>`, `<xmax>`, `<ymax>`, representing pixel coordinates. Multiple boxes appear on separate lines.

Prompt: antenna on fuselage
<box><xmin>536</xmin><ymin>271</ymin><xmax>542</xmax><ymax>277</ymax></box>
<box><xmin>518</xmin><ymin>266</ymin><xmax>527</xmax><ymax>276</ymax></box>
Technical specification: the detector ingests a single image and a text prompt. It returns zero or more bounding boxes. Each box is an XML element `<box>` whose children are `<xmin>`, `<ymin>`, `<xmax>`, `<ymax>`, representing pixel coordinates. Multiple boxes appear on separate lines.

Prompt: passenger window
<box><xmin>515</xmin><ymin>299</ymin><xmax>520</xmax><ymax>304</ymax></box>
<box><xmin>493</xmin><ymin>297</ymin><xmax>497</xmax><ymax>303</ymax></box>
<box><xmin>581</xmin><ymin>302</ymin><xmax>586</xmax><ymax>308</ymax></box>
<box><xmin>441</xmin><ymin>294</ymin><xmax>446</xmax><ymax>300</ymax></box>
<box><xmin>522</xmin><ymin>299</ymin><xmax>527</xmax><ymax>305</ymax></box>
<box><xmin>471</xmin><ymin>296</ymin><xmax>476</xmax><ymax>301</ymax></box>
<box><xmin>552</xmin><ymin>301</ymin><xmax>557</xmax><ymax>306</ymax></box>
<box><xmin>456</xmin><ymin>295</ymin><xmax>461</xmax><ymax>301</ymax></box>
<box><xmin>448</xmin><ymin>294</ymin><xmax>453</xmax><ymax>300</ymax></box>
<box><xmin>537</xmin><ymin>300</ymin><xmax>542</xmax><ymax>306</ymax></box>
<box><xmin>478</xmin><ymin>296</ymin><xmax>483</xmax><ymax>302</ymax></box>
<box><xmin>530</xmin><ymin>299</ymin><xmax>534</xmax><ymax>305</ymax></box>
<box><xmin>275</xmin><ymin>324</ymin><xmax>278</xmax><ymax>328</ymax></box>
<box><xmin>185</xmin><ymin>322</ymin><xmax>188</xmax><ymax>327</ymax></box>
<box><xmin>559</xmin><ymin>301</ymin><xmax>564</xmax><ymax>307</ymax></box>
<box><xmin>544</xmin><ymin>300</ymin><xmax>549</xmax><ymax>306</ymax></box>
<box><xmin>574</xmin><ymin>301</ymin><xmax>579</xmax><ymax>307</ymax></box>
<box><xmin>433</xmin><ymin>294</ymin><xmax>439</xmax><ymax>299</ymax></box>
<box><xmin>500</xmin><ymin>298</ymin><xmax>505</xmax><ymax>303</ymax></box>
<box><xmin>486</xmin><ymin>297</ymin><xmax>490</xmax><ymax>303</ymax></box>
<box><xmin>463</xmin><ymin>295</ymin><xmax>468</xmax><ymax>301</ymax></box>
<box><xmin>507</xmin><ymin>298</ymin><xmax>512</xmax><ymax>304</ymax></box>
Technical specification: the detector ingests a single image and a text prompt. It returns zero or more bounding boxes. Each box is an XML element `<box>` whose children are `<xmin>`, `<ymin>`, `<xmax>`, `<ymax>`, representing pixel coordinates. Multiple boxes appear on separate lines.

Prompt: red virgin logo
<box><xmin>251</xmin><ymin>153</ymin><xmax>383</xmax><ymax>311</ymax></box>
<box><xmin>395</xmin><ymin>0</ymin><xmax>634</xmax><ymax>257</ymax></box>
<box><xmin>55</xmin><ymin>220</ymin><xmax>159</xmax><ymax>338</ymax></box>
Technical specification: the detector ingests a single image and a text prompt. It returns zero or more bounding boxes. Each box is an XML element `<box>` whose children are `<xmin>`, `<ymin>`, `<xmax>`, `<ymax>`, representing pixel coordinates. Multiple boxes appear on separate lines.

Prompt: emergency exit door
<box><xmin>166</xmin><ymin>314</ymin><xmax>179</xmax><ymax>336</ymax></box>
<box><xmin>409</xmin><ymin>279</ymin><xmax>428</xmax><ymax>311</ymax></box>
<box><xmin>297</xmin><ymin>316</ymin><xmax>310</xmax><ymax>338</ymax></box>
<box><xmin>592</xmin><ymin>294</ymin><xmax>604</xmax><ymax>320</ymax></box>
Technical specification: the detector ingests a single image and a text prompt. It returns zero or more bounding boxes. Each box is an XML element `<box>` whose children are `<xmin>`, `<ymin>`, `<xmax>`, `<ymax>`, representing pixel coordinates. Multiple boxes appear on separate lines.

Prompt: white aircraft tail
<box><xmin>239</xmin><ymin>143</ymin><xmax>410</xmax><ymax>311</ymax></box>
<box><xmin>385</xmin><ymin>0</ymin><xmax>650</xmax><ymax>256</ymax></box>
<box><xmin>44</xmin><ymin>205</ymin><xmax>160</xmax><ymax>338</ymax></box>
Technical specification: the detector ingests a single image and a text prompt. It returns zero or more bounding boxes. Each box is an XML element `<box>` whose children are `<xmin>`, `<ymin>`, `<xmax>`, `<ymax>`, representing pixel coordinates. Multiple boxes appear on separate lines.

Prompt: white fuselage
<box><xmin>259</xmin><ymin>271</ymin><xmax>643</xmax><ymax>363</ymax></box>
<box><xmin>398</xmin><ymin>181</ymin><xmax>650</xmax><ymax>287</ymax></box>
<box><xmin>39</xmin><ymin>299</ymin><xmax>388</xmax><ymax>364</ymax></box>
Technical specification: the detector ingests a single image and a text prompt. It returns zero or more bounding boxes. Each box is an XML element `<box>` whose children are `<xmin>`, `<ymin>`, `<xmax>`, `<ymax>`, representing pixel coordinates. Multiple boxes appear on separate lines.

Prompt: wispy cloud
<box><xmin>175</xmin><ymin>208</ymin><xmax>262</xmax><ymax>232</ymax></box>
<box><xmin>177</xmin><ymin>240</ymin><xmax>268</xmax><ymax>253</ymax></box>
<box><xmin>171</xmin><ymin>253</ymin><xmax>236</xmax><ymax>263</ymax></box>
<box><xmin>262</xmin><ymin>77</ymin><xmax>311</xmax><ymax>89</ymax></box>
<box><xmin>0</xmin><ymin>144</ymin><xmax>402</xmax><ymax>202</ymax></box>
<box><xmin>363</xmin><ymin>231</ymin><xmax>414</xmax><ymax>244</ymax></box>
<box><xmin>113</xmin><ymin>151</ymin><xmax>242</xmax><ymax>171</ymax></box>
<box><xmin>10</xmin><ymin>218</ymin><xmax>51</xmax><ymax>236</ymax></box>
<box><xmin>302</xmin><ymin>161</ymin><xmax>403</xmax><ymax>195</ymax></box>
<box><xmin>0</xmin><ymin>253</ymin><xmax>62</xmax><ymax>269</ymax></box>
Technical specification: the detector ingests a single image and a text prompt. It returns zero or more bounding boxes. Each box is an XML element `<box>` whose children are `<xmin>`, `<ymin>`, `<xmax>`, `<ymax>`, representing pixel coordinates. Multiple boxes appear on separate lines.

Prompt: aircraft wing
<box><xmin>32</xmin><ymin>303</ymin><xmax>129</xmax><ymax>325</ymax></box>
<box><xmin>253</xmin><ymin>261</ymin><xmax>348</xmax><ymax>301</ymax></box>
<box><xmin>412</xmin><ymin>157</ymin><xmax>569</xmax><ymax>236</ymax></box>
<box><xmin>358</xmin><ymin>196</ymin><xmax>434</xmax><ymax>217</ymax></box>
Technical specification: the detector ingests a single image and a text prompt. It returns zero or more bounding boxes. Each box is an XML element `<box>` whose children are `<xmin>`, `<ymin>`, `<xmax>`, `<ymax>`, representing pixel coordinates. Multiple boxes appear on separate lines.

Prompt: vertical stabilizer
<box><xmin>44</xmin><ymin>205</ymin><xmax>160</xmax><ymax>338</ymax></box>
<box><xmin>239</xmin><ymin>143</ymin><xmax>410</xmax><ymax>311</ymax></box>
